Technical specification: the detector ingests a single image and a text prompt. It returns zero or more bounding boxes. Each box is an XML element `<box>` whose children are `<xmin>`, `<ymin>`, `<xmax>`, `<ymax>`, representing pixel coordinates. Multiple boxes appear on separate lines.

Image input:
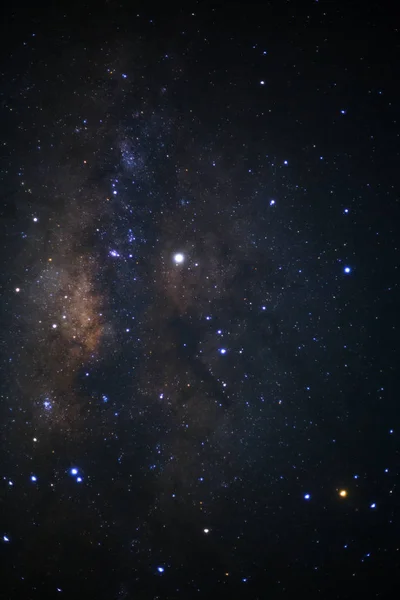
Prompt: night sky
<box><xmin>1</xmin><ymin>2</ymin><xmax>399</xmax><ymax>598</ymax></box>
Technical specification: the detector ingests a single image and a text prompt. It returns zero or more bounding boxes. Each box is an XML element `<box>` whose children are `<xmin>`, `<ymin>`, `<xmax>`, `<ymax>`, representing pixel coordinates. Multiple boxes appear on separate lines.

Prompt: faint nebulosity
<box><xmin>0</xmin><ymin>2</ymin><xmax>399</xmax><ymax>599</ymax></box>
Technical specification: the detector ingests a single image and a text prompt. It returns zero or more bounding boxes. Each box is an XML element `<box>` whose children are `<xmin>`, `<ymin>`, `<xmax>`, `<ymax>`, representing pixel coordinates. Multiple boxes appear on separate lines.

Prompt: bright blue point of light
<box><xmin>122</xmin><ymin>73</ymin><xmax>127</xmax><ymax>78</ymax></box>
<box><xmin>102</xmin><ymin>395</ymin><xmax>108</xmax><ymax>403</ymax></box>
<box><xmin>3</xmin><ymin>535</ymin><xmax>9</xmax><ymax>542</ymax></box>
<box><xmin>304</xmin><ymin>493</ymin><xmax>311</xmax><ymax>500</ymax></box>
<box><xmin>344</xmin><ymin>208</ymin><xmax>349</xmax><ymax>213</ymax></box>
<box><xmin>242</xmin><ymin>578</ymin><xmax>248</xmax><ymax>582</ymax></box>
<box><xmin>31</xmin><ymin>475</ymin><xmax>37</xmax><ymax>482</ymax></box>
<box><xmin>341</xmin><ymin>109</ymin><xmax>347</xmax><ymax>114</ymax></box>
<box><xmin>370</xmin><ymin>503</ymin><xmax>376</xmax><ymax>509</ymax></box>
<box><xmin>219</xmin><ymin>348</ymin><xmax>227</xmax><ymax>355</ymax></box>
<box><xmin>43</xmin><ymin>400</ymin><xmax>51</xmax><ymax>410</ymax></box>
<box><xmin>76</xmin><ymin>477</ymin><xmax>83</xmax><ymax>483</ymax></box>
<box><xmin>270</xmin><ymin>199</ymin><xmax>276</xmax><ymax>205</ymax></box>
<box><xmin>70</xmin><ymin>468</ymin><xmax>78</xmax><ymax>476</ymax></box>
<box><xmin>157</xmin><ymin>567</ymin><xmax>164</xmax><ymax>573</ymax></box>
<box><xmin>344</xmin><ymin>266</ymin><xmax>351</xmax><ymax>274</ymax></box>
<box><xmin>354</xmin><ymin>474</ymin><xmax>359</xmax><ymax>479</ymax></box>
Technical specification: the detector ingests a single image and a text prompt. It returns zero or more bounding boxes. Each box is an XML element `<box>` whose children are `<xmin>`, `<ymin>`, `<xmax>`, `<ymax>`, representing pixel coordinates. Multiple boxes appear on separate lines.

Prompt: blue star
<box><xmin>70</xmin><ymin>468</ymin><xmax>78</xmax><ymax>476</ymax></box>
<box><xmin>30</xmin><ymin>475</ymin><xmax>37</xmax><ymax>482</ymax></box>
<box><xmin>304</xmin><ymin>493</ymin><xmax>311</xmax><ymax>500</ymax></box>
<box><xmin>219</xmin><ymin>348</ymin><xmax>227</xmax><ymax>355</ymax></box>
<box><xmin>370</xmin><ymin>503</ymin><xmax>376</xmax><ymax>509</ymax></box>
<box><xmin>157</xmin><ymin>566</ymin><xmax>164</xmax><ymax>573</ymax></box>
<box><xmin>344</xmin><ymin>266</ymin><xmax>351</xmax><ymax>274</ymax></box>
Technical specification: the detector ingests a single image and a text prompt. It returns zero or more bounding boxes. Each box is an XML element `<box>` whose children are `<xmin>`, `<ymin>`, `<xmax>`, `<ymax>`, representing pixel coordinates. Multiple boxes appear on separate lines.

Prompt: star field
<box><xmin>0</xmin><ymin>2</ymin><xmax>399</xmax><ymax>599</ymax></box>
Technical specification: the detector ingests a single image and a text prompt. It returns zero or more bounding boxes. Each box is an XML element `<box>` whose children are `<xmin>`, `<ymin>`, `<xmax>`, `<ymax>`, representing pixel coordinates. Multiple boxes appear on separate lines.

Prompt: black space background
<box><xmin>0</xmin><ymin>1</ymin><xmax>399</xmax><ymax>599</ymax></box>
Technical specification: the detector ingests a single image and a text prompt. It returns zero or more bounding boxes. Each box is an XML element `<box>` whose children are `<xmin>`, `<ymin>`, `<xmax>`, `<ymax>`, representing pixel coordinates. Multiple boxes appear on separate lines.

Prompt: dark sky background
<box><xmin>0</xmin><ymin>1</ymin><xmax>399</xmax><ymax>599</ymax></box>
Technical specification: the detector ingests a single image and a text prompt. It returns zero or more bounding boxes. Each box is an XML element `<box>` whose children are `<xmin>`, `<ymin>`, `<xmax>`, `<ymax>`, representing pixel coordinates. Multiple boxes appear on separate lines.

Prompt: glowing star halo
<box><xmin>173</xmin><ymin>253</ymin><xmax>184</xmax><ymax>264</ymax></box>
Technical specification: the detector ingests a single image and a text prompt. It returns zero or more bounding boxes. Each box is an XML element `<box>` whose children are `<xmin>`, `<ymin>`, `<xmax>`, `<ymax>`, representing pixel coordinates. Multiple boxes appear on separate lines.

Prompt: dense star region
<box><xmin>1</xmin><ymin>3</ymin><xmax>399</xmax><ymax>599</ymax></box>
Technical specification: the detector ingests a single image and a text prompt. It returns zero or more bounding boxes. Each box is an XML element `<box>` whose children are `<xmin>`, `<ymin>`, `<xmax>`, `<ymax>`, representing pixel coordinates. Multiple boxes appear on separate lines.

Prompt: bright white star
<box><xmin>173</xmin><ymin>253</ymin><xmax>184</xmax><ymax>264</ymax></box>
